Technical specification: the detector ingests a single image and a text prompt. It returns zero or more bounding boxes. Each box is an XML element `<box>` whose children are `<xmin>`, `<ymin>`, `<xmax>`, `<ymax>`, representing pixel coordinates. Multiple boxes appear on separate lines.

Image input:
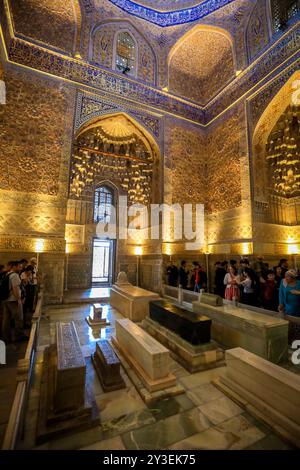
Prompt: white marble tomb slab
<box><xmin>115</xmin><ymin>318</ymin><xmax>170</xmax><ymax>380</ymax></box>
<box><xmin>193</xmin><ymin>301</ymin><xmax>288</xmax><ymax>363</ymax></box>
<box><xmin>110</xmin><ymin>284</ymin><xmax>160</xmax><ymax>322</ymax></box>
<box><xmin>216</xmin><ymin>347</ymin><xmax>300</xmax><ymax>447</ymax></box>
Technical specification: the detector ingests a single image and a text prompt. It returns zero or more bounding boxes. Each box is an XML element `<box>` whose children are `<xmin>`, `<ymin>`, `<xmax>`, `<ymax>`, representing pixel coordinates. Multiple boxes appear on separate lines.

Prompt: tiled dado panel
<box><xmin>118</xmin><ymin>255</ymin><xmax>138</xmax><ymax>286</ymax></box>
<box><xmin>67</xmin><ymin>255</ymin><xmax>92</xmax><ymax>289</ymax></box>
<box><xmin>118</xmin><ymin>254</ymin><xmax>163</xmax><ymax>292</ymax></box>
<box><xmin>38</xmin><ymin>253</ymin><xmax>65</xmax><ymax>303</ymax></box>
<box><xmin>140</xmin><ymin>257</ymin><xmax>163</xmax><ymax>293</ymax></box>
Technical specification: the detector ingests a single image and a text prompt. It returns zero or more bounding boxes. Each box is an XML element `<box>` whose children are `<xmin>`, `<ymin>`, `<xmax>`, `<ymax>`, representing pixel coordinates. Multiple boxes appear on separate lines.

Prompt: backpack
<box><xmin>0</xmin><ymin>272</ymin><xmax>13</xmax><ymax>301</ymax></box>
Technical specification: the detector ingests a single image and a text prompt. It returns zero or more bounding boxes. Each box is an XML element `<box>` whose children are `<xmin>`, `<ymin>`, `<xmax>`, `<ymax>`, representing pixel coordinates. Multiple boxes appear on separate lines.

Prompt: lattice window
<box><xmin>271</xmin><ymin>0</ymin><xmax>300</xmax><ymax>32</ymax></box>
<box><xmin>115</xmin><ymin>31</ymin><xmax>137</xmax><ymax>76</ymax></box>
<box><xmin>94</xmin><ymin>185</ymin><xmax>114</xmax><ymax>224</ymax></box>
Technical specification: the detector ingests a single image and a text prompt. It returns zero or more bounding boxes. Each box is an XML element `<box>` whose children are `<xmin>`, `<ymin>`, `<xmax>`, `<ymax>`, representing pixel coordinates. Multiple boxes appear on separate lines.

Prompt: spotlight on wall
<box><xmin>241</xmin><ymin>243</ymin><xmax>253</xmax><ymax>256</ymax></box>
<box><xmin>288</xmin><ymin>244</ymin><xmax>300</xmax><ymax>255</ymax></box>
<box><xmin>35</xmin><ymin>239</ymin><xmax>45</xmax><ymax>253</ymax></box>
<box><xmin>134</xmin><ymin>246</ymin><xmax>143</xmax><ymax>256</ymax></box>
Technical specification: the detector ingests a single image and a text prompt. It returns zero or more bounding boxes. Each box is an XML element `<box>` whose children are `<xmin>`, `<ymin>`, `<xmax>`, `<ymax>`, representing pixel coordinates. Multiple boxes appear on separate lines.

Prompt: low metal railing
<box><xmin>2</xmin><ymin>290</ymin><xmax>43</xmax><ymax>450</ymax></box>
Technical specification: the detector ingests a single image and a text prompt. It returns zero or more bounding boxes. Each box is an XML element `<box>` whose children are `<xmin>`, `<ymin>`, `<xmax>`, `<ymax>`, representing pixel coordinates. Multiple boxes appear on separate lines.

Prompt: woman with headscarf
<box><xmin>279</xmin><ymin>270</ymin><xmax>300</xmax><ymax>317</ymax></box>
<box><xmin>279</xmin><ymin>270</ymin><xmax>300</xmax><ymax>342</ymax></box>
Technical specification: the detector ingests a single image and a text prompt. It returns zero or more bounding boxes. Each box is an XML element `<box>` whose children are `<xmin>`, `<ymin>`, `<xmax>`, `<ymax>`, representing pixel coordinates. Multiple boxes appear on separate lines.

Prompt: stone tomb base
<box><xmin>111</xmin><ymin>318</ymin><xmax>184</xmax><ymax>404</ymax></box>
<box><xmin>92</xmin><ymin>339</ymin><xmax>126</xmax><ymax>392</ymax></box>
<box><xmin>213</xmin><ymin>348</ymin><xmax>300</xmax><ymax>448</ymax></box>
<box><xmin>110</xmin><ymin>284</ymin><xmax>160</xmax><ymax>322</ymax></box>
<box><xmin>111</xmin><ymin>336</ymin><xmax>184</xmax><ymax>405</ymax></box>
<box><xmin>37</xmin><ymin>347</ymin><xmax>99</xmax><ymax>444</ymax></box>
<box><xmin>37</xmin><ymin>322</ymin><xmax>99</xmax><ymax>444</ymax></box>
<box><xmin>142</xmin><ymin>317</ymin><xmax>224</xmax><ymax>373</ymax></box>
<box><xmin>86</xmin><ymin>304</ymin><xmax>110</xmax><ymax>327</ymax></box>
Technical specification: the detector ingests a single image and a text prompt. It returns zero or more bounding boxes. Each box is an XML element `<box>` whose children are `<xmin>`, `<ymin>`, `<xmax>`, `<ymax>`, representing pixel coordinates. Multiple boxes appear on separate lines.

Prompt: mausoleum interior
<box><xmin>0</xmin><ymin>0</ymin><xmax>300</xmax><ymax>452</ymax></box>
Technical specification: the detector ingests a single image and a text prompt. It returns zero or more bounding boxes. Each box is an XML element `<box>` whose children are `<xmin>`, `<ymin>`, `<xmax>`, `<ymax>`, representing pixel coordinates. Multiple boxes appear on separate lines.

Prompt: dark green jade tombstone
<box><xmin>149</xmin><ymin>300</ymin><xmax>211</xmax><ymax>345</ymax></box>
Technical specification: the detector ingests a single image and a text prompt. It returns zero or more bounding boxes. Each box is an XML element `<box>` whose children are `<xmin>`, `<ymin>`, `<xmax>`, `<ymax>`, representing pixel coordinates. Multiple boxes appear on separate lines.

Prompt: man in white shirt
<box><xmin>2</xmin><ymin>260</ymin><xmax>26</xmax><ymax>343</ymax></box>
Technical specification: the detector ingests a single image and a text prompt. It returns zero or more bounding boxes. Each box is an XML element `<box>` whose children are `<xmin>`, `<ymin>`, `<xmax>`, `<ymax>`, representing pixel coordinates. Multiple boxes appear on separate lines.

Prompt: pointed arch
<box><xmin>253</xmin><ymin>72</ymin><xmax>300</xmax><ymax>153</ymax></box>
<box><xmin>167</xmin><ymin>25</ymin><xmax>236</xmax><ymax>105</ymax></box>
<box><xmin>8</xmin><ymin>0</ymin><xmax>83</xmax><ymax>56</ymax></box>
<box><xmin>90</xmin><ymin>19</ymin><xmax>158</xmax><ymax>85</ymax></box>
<box><xmin>76</xmin><ymin>111</ymin><xmax>161</xmax><ymax>157</ymax></box>
<box><xmin>72</xmin><ymin>112</ymin><xmax>162</xmax><ymax>205</ymax></box>
<box><xmin>251</xmin><ymin>71</ymin><xmax>300</xmax><ymax>223</ymax></box>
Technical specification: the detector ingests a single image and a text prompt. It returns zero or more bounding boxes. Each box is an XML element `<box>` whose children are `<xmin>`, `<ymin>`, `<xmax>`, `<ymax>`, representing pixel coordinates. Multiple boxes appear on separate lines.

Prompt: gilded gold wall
<box><xmin>164</xmin><ymin>120</ymin><xmax>206</xmax><ymax>206</ymax></box>
<box><xmin>0</xmin><ymin>69</ymin><xmax>67</xmax><ymax>196</ymax></box>
<box><xmin>10</xmin><ymin>0</ymin><xmax>78</xmax><ymax>54</ymax></box>
<box><xmin>164</xmin><ymin>111</ymin><xmax>245</xmax><ymax>211</ymax></box>
<box><xmin>1</xmin><ymin>0</ymin><xmax>298</xmax><ymax>298</ymax></box>
<box><xmin>206</xmin><ymin>109</ymin><xmax>244</xmax><ymax>213</ymax></box>
<box><xmin>0</xmin><ymin>64</ymin><xmax>76</xmax><ymax>302</ymax></box>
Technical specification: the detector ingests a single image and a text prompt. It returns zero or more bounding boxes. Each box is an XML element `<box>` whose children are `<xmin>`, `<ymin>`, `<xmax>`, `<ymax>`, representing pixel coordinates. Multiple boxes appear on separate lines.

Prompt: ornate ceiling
<box><xmin>107</xmin><ymin>0</ymin><xmax>236</xmax><ymax>26</ymax></box>
<box><xmin>130</xmin><ymin>1</ymin><xmax>205</xmax><ymax>11</ymax></box>
<box><xmin>168</xmin><ymin>28</ymin><xmax>235</xmax><ymax>105</ymax></box>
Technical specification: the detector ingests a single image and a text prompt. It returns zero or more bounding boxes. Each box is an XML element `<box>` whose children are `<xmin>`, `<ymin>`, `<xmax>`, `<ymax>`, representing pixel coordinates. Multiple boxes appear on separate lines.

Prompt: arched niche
<box><xmin>167</xmin><ymin>25</ymin><xmax>236</xmax><ymax>105</ymax></box>
<box><xmin>68</xmin><ymin>112</ymin><xmax>162</xmax><ymax>225</ymax></box>
<box><xmin>252</xmin><ymin>71</ymin><xmax>300</xmax><ymax>225</ymax></box>
<box><xmin>90</xmin><ymin>20</ymin><xmax>157</xmax><ymax>85</ymax></box>
<box><xmin>9</xmin><ymin>0</ymin><xmax>82</xmax><ymax>56</ymax></box>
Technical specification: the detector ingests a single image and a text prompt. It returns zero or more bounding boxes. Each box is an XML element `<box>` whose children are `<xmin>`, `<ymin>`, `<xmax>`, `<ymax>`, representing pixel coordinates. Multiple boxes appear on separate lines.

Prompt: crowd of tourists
<box><xmin>0</xmin><ymin>258</ymin><xmax>39</xmax><ymax>344</ymax></box>
<box><xmin>214</xmin><ymin>257</ymin><xmax>300</xmax><ymax>317</ymax></box>
<box><xmin>166</xmin><ymin>257</ymin><xmax>300</xmax><ymax>318</ymax></box>
<box><xmin>166</xmin><ymin>260</ymin><xmax>208</xmax><ymax>293</ymax></box>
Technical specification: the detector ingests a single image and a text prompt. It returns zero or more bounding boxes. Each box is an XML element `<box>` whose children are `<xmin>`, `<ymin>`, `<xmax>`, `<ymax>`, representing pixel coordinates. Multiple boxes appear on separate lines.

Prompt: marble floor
<box><xmin>19</xmin><ymin>303</ymin><xmax>296</xmax><ymax>450</ymax></box>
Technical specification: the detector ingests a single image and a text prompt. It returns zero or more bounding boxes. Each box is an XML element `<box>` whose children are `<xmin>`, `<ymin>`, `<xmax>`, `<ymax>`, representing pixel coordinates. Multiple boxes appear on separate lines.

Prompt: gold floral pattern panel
<box><xmin>206</xmin><ymin>110</ymin><xmax>244</xmax><ymax>213</ymax></box>
<box><xmin>164</xmin><ymin>120</ymin><xmax>207</xmax><ymax>205</ymax></box>
<box><xmin>0</xmin><ymin>69</ymin><xmax>68</xmax><ymax>196</ymax></box>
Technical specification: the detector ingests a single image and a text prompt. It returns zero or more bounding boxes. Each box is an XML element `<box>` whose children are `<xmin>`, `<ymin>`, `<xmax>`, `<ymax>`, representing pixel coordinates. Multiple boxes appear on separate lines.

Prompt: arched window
<box><xmin>271</xmin><ymin>0</ymin><xmax>300</xmax><ymax>32</ymax></box>
<box><xmin>94</xmin><ymin>185</ymin><xmax>114</xmax><ymax>224</ymax></box>
<box><xmin>114</xmin><ymin>31</ymin><xmax>137</xmax><ymax>77</ymax></box>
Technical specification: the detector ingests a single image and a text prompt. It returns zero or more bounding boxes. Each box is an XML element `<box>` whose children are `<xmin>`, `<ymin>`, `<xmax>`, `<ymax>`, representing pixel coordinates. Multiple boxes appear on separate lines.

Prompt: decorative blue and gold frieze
<box><xmin>108</xmin><ymin>0</ymin><xmax>235</xmax><ymax>27</ymax></box>
<box><xmin>2</xmin><ymin>19</ymin><xmax>299</xmax><ymax>126</ymax></box>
